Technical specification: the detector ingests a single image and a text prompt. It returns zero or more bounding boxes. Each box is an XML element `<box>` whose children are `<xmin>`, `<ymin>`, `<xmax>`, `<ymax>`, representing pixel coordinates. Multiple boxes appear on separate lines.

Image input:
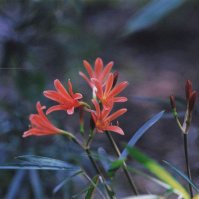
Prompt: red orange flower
<box><xmin>91</xmin><ymin>99</ymin><xmax>126</xmax><ymax>135</ymax></box>
<box><xmin>91</xmin><ymin>73</ymin><xmax>128</xmax><ymax>110</ymax></box>
<box><xmin>23</xmin><ymin>102</ymin><xmax>63</xmax><ymax>137</ymax></box>
<box><xmin>79</xmin><ymin>57</ymin><xmax>113</xmax><ymax>88</ymax></box>
<box><xmin>43</xmin><ymin>79</ymin><xmax>82</xmax><ymax>115</ymax></box>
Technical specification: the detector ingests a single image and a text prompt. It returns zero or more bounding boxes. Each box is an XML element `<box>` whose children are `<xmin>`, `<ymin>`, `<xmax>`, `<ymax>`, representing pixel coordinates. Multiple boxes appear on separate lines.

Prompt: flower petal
<box><xmin>74</xmin><ymin>93</ymin><xmax>83</xmax><ymax>99</ymax></box>
<box><xmin>79</xmin><ymin>72</ymin><xmax>93</xmax><ymax>88</ymax></box>
<box><xmin>91</xmin><ymin>78</ymin><xmax>103</xmax><ymax>97</ymax></box>
<box><xmin>83</xmin><ymin>60</ymin><xmax>94</xmax><ymax>78</ymax></box>
<box><xmin>91</xmin><ymin>111</ymin><xmax>97</xmax><ymax>123</ymax></box>
<box><xmin>102</xmin><ymin>61</ymin><xmax>114</xmax><ymax>82</ymax></box>
<box><xmin>94</xmin><ymin>58</ymin><xmax>103</xmax><ymax>80</ymax></box>
<box><xmin>113</xmin><ymin>97</ymin><xmax>128</xmax><ymax>102</ymax></box>
<box><xmin>43</xmin><ymin>91</ymin><xmax>62</xmax><ymax>102</ymax></box>
<box><xmin>36</xmin><ymin>102</ymin><xmax>49</xmax><ymax>124</ymax></box>
<box><xmin>46</xmin><ymin>105</ymin><xmax>66</xmax><ymax>115</ymax></box>
<box><xmin>92</xmin><ymin>99</ymin><xmax>100</xmax><ymax>120</ymax></box>
<box><xmin>68</xmin><ymin>79</ymin><xmax>76</xmax><ymax>98</ymax></box>
<box><xmin>54</xmin><ymin>79</ymin><xmax>71</xmax><ymax>99</ymax></box>
<box><xmin>105</xmin><ymin>108</ymin><xmax>127</xmax><ymax>123</ymax></box>
<box><xmin>109</xmin><ymin>81</ymin><xmax>128</xmax><ymax>98</ymax></box>
<box><xmin>101</xmin><ymin>125</ymin><xmax>124</xmax><ymax>135</ymax></box>
<box><xmin>104</xmin><ymin>73</ymin><xmax>114</xmax><ymax>96</ymax></box>
<box><xmin>97</xmin><ymin>127</ymin><xmax>104</xmax><ymax>134</ymax></box>
<box><xmin>67</xmin><ymin>107</ymin><xmax>74</xmax><ymax>115</ymax></box>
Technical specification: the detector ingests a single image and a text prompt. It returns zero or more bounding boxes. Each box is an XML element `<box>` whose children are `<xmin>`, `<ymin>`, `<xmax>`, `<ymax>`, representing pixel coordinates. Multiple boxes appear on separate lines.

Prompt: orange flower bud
<box><xmin>185</xmin><ymin>80</ymin><xmax>192</xmax><ymax>103</ymax></box>
<box><xmin>90</xmin><ymin>115</ymin><xmax>96</xmax><ymax>131</ymax></box>
<box><xmin>112</xmin><ymin>72</ymin><xmax>119</xmax><ymax>89</ymax></box>
<box><xmin>189</xmin><ymin>91</ymin><xmax>197</xmax><ymax>113</ymax></box>
<box><xmin>170</xmin><ymin>93</ymin><xmax>176</xmax><ymax>109</ymax></box>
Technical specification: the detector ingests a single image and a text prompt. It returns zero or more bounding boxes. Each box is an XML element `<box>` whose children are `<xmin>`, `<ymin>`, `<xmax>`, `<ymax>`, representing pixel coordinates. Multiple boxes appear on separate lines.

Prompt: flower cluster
<box><xmin>170</xmin><ymin>80</ymin><xmax>197</xmax><ymax>134</ymax></box>
<box><xmin>24</xmin><ymin>58</ymin><xmax>128</xmax><ymax>137</ymax></box>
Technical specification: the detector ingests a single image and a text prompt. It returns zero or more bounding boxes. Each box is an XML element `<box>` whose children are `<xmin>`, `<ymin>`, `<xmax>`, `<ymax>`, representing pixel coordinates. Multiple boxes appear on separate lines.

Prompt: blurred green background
<box><xmin>1</xmin><ymin>0</ymin><xmax>199</xmax><ymax>198</ymax></box>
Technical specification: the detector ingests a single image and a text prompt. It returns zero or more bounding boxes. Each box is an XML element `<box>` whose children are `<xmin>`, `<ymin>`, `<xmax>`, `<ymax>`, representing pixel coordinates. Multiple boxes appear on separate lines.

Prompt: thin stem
<box><xmin>61</xmin><ymin>131</ymin><xmax>84</xmax><ymax>149</ymax></box>
<box><xmin>83</xmin><ymin>172</ymin><xmax>106</xmax><ymax>199</ymax></box>
<box><xmin>86</xmin><ymin>148</ymin><xmax>115</xmax><ymax>199</ymax></box>
<box><xmin>184</xmin><ymin>134</ymin><xmax>193</xmax><ymax>198</ymax></box>
<box><xmin>175</xmin><ymin>117</ymin><xmax>185</xmax><ymax>133</ymax></box>
<box><xmin>105</xmin><ymin>131</ymin><xmax>139</xmax><ymax>195</ymax></box>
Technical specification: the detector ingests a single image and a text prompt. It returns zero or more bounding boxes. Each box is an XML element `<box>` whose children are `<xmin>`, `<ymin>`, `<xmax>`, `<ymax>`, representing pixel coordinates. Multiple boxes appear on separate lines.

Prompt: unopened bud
<box><xmin>90</xmin><ymin>115</ymin><xmax>95</xmax><ymax>131</ymax></box>
<box><xmin>185</xmin><ymin>80</ymin><xmax>192</xmax><ymax>103</ymax></box>
<box><xmin>188</xmin><ymin>91</ymin><xmax>197</xmax><ymax>113</ymax></box>
<box><xmin>112</xmin><ymin>72</ymin><xmax>119</xmax><ymax>89</ymax></box>
<box><xmin>79</xmin><ymin>105</ymin><xmax>84</xmax><ymax>124</ymax></box>
<box><xmin>170</xmin><ymin>93</ymin><xmax>176</xmax><ymax>109</ymax></box>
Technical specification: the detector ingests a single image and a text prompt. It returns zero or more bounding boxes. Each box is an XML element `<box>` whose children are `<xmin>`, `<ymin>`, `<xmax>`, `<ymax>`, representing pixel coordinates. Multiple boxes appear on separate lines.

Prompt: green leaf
<box><xmin>29</xmin><ymin>170</ymin><xmax>44</xmax><ymax>199</ymax></box>
<box><xmin>120</xmin><ymin>111</ymin><xmax>164</xmax><ymax>159</ymax></box>
<box><xmin>15</xmin><ymin>155</ymin><xmax>80</xmax><ymax>170</ymax></box>
<box><xmin>97</xmin><ymin>147</ymin><xmax>112</xmax><ymax>172</ymax></box>
<box><xmin>107</xmin><ymin>158</ymin><xmax>125</xmax><ymax>178</ymax></box>
<box><xmin>0</xmin><ymin>163</ymin><xmax>78</xmax><ymax>171</ymax></box>
<box><xmin>53</xmin><ymin>170</ymin><xmax>84</xmax><ymax>194</ymax></box>
<box><xmin>122</xmin><ymin>0</ymin><xmax>186</xmax><ymax>36</ymax></box>
<box><xmin>121</xmin><ymin>195</ymin><xmax>164</xmax><ymax>199</ymax></box>
<box><xmin>5</xmin><ymin>170</ymin><xmax>26</xmax><ymax>199</ymax></box>
<box><xmin>72</xmin><ymin>188</ymin><xmax>89</xmax><ymax>198</ymax></box>
<box><xmin>85</xmin><ymin>175</ymin><xmax>100</xmax><ymax>199</ymax></box>
<box><xmin>163</xmin><ymin>160</ymin><xmax>199</xmax><ymax>193</ymax></box>
<box><xmin>128</xmin><ymin>148</ymin><xmax>189</xmax><ymax>199</ymax></box>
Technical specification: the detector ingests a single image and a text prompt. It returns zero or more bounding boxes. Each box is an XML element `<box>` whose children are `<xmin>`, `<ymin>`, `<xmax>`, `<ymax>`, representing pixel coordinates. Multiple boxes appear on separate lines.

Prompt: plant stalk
<box><xmin>86</xmin><ymin>148</ymin><xmax>115</xmax><ymax>199</ymax></box>
<box><xmin>184</xmin><ymin>134</ymin><xmax>193</xmax><ymax>198</ymax></box>
<box><xmin>105</xmin><ymin>131</ymin><xmax>139</xmax><ymax>195</ymax></box>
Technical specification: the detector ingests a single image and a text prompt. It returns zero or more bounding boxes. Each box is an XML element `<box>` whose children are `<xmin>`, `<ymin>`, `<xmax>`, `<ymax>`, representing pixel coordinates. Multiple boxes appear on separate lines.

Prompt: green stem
<box><xmin>86</xmin><ymin>148</ymin><xmax>115</xmax><ymax>199</ymax></box>
<box><xmin>105</xmin><ymin>131</ymin><xmax>139</xmax><ymax>195</ymax></box>
<box><xmin>80</xmin><ymin>101</ymin><xmax>91</xmax><ymax>109</ymax></box>
<box><xmin>184</xmin><ymin>134</ymin><xmax>193</xmax><ymax>198</ymax></box>
<box><xmin>175</xmin><ymin>117</ymin><xmax>185</xmax><ymax>134</ymax></box>
<box><xmin>83</xmin><ymin>172</ymin><xmax>106</xmax><ymax>199</ymax></box>
<box><xmin>61</xmin><ymin>131</ymin><xmax>84</xmax><ymax>149</ymax></box>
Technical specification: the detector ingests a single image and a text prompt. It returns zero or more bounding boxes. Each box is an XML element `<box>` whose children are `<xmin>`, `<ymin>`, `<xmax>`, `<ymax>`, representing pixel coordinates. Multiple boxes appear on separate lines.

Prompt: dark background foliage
<box><xmin>1</xmin><ymin>0</ymin><xmax>199</xmax><ymax>198</ymax></box>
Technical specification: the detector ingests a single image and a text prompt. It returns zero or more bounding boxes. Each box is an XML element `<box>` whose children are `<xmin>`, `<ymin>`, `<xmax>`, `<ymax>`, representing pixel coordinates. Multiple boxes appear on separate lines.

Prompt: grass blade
<box><xmin>163</xmin><ymin>160</ymin><xmax>199</xmax><ymax>193</ymax></box>
<box><xmin>128</xmin><ymin>147</ymin><xmax>189</xmax><ymax>199</ymax></box>
<box><xmin>15</xmin><ymin>155</ymin><xmax>79</xmax><ymax>170</ymax></box>
<box><xmin>122</xmin><ymin>195</ymin><xmax>163</xmax><ymax>199</ymax></box>
<box><xmin>97</xmin><ymin>147</ymin><xmax>112</xmax><ymax>172</ymax></box>
<box><xmin>53</xmin><ymin>170</ymin><xmax>84</xmax><ymax>194</ymax></box>
<box><xmin>107</xmin><ymin>158</ymin><xmax>126</xmax><ymax>178</ymax></box>
<box><xmin>85</xmin><ymin>175</ymin><xmax>100</xmax><ymax>199</ymax></box>
<box><xmin>120</xmin><ymin>111</ymin><xmax>164</xmax><ymax>159</ymax></box>
<box><xmin>122</xmin><ymin>0</ymin><xmax>185</xmax><ymax>36</ymax></box>
<box><xmin>0</xmin><ymin>163</ymin><xmax>79</xmax><ymax>171</ymax></box>
<box><xmin>6</xmin><ymin>170</ymin><xmax>26</xmax><ymax>199</ymax></box>
<box><xmin>29</xmin><ymin>170</ymin><xmax>44</xmax><ymax>199</ymax></box>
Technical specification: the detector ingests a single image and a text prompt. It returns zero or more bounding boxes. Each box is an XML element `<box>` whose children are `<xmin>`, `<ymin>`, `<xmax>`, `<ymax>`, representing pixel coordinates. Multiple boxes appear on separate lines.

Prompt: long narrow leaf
<box><xmin>15</xmin><ymin>155</ymin><xmax>79</xmax><ymax>170</ymax></box>
<box><xmin>53</xmin><ymin>170</ymin><xmax>84</xmax><ymax>194</ymax></box>
<box><xmin>97</xmin><ymin>147</ymin><xmax>112</xmax><ymax>172</ymax></box>
<box><xmin>107</xmin><ymin>158</ymin><xmax>126</xmax><ymax>178</ymax></box>
<box><xmin>29</xmin><ymin>170</ymin><xmax>44</xmax><ymax>199</ymax></box>
<box><xmin>72</xmin><ymin>188</ymin><xmax>89</xmax><ymax>198</ymax></box>
<box><xmin>6</xmin><ymin>170</ymin><xmax>26</xmax><ymax>199</ymax></box>
<box><xmin>120</xmin><ymin>111</ymin><xmax>164</xmax><ymax>159</ymax></box>
<box><xmin>128</xmin><ymin>148</ymin><xmax>189</xmax><ymax>199</ymax></box>
<box><xmin>163</xmin><ymin>160</ymin><xmax>199</xmax><ymax>193</ymax></box>
<box><xmin>122</xmin><ymin>195</ymin><xmax>163</xmax><ymax>199</ymax></box>
<box><xmin>83</xmin><ymin>173</ymin><xmax>107</xmax><ymax>199</ymax></box>
<box><xmin>0</xmin><ymin>163</ymin><xmax>78</xmax><ymax>171</ymax></box>
<box><xmin>85</xmin><ymin>175</ymin><xmax>100</xmax><ymax>199</ymax></box>
<box><xmin>122</xmin><ymin>0</ymin><xmax>185</xmax><ymax>36</ymax></box>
